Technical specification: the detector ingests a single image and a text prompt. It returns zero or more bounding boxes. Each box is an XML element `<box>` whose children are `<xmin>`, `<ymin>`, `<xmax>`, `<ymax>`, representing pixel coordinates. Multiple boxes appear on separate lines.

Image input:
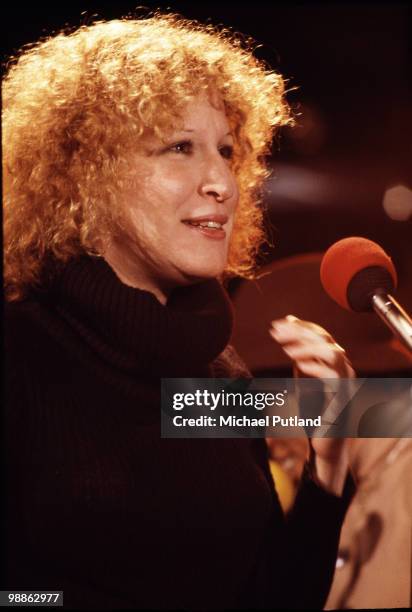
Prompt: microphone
<box><xmin>320</xmin><ymin>237</ymin><xmax>412</xmax><ymax>354</ymax></box>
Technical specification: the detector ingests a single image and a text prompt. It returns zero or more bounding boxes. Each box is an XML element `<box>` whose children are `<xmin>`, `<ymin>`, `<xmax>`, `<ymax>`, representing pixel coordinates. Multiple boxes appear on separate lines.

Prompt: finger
<box><xmin>280</xmin><ymin>341</ymin><xmax>350</xmax><ymax>367</ymax></box>
<box><xmin>270</xmin><ymin>319</ymin><xmax>333</xmax><ymax>346</ymax></box>
<box><xmin>269</xmin><ymin>331</ymin><xmax>342</xmax><ymax>366</ymax></box>
<box><xmin>285</xmin><ymin>314</ymin><xmax>329</xmax><ymax>337</ymax></box>
<box><xmin>294</xmin><ymin>359</ymin><xmax>355</xmax><ymax>378</ymax></box>
<box><xmin>273</xmin><ymin>315</ymin><xmax>331</xmax><ymax>337</ymax></box>
<box><xmin>269</xmin><ymin>320</ymin><xmax>347</xmax><ymax>360</ymax></box>
<box><xmin>269</xmin><ymin>326</ymin><xmax>325</xmax><ymax>348</ymax></box>
<box><xmin>293</xmin><ymin>360</ymin><xmax>347</xmax><ymax>378</ymax></box>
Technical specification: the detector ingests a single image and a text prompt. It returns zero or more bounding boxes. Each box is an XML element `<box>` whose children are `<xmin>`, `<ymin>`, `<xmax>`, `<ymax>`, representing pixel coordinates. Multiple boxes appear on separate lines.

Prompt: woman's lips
<box><xmin>181</xmin><ymin>214</ymin><xmax>228</xmax><ymax>241</ymax></box>
<box><xmin>182</xmin><ymin>222</ymin><xmax>226</xmax><ymax>240</ymax></box>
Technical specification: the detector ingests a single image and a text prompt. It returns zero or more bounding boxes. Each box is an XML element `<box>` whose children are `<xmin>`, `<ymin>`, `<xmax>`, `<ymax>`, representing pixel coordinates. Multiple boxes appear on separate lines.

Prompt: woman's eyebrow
<box><xmin>177</xmin><ymin>129</ymin><xmax>233</xmax><ymax>137</ymax></box>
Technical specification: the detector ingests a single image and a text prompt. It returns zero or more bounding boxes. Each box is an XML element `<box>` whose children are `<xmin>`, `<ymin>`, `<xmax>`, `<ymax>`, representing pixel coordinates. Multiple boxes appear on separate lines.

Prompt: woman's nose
<box><xmin>199</xmin><ymin>154</ymin><xmax>236</xmax><ymax>203</ymax></box>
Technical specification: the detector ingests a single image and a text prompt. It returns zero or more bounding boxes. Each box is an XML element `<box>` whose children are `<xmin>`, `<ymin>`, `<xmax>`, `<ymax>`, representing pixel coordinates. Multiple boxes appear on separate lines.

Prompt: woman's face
<box><xmin>105</xmin><ymin>95</ymin><xmax>239</xmax><ymax>302</ymax></box>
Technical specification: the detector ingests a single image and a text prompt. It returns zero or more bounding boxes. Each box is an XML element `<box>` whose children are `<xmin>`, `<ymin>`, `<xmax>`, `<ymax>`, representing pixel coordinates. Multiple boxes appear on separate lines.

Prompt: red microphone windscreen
<box><xmin>320</xmin><ymin>237</ymin><xmax>397</xmax><ymax>311</ymax></box>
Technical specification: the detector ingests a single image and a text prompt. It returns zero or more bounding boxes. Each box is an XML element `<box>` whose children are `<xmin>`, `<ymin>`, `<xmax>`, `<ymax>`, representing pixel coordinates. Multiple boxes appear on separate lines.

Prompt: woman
<box><xmin>3</xmin><ymin>14</ymin><xmax>355</xmax><ymax>609</ymax></box>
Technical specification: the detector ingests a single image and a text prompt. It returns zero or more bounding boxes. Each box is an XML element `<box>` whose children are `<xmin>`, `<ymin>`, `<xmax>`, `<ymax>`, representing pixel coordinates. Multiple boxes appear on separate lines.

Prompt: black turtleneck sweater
<box><xmin>3</xmin><ymin>256</ymin><xmax>351</xmax><ymax>610</ymax></box>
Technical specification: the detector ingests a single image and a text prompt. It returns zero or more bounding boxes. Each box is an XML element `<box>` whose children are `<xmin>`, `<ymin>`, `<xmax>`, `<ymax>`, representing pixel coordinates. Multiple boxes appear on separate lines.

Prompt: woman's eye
<box><xmin>219</xmin><ymin>145</ymin><xmax>234</xmax><ymax>160</ymax></box>
<box><xmin>168</xmin><ymin>141</ymin><xmax>193</xmax><ymax>154</ymax></box>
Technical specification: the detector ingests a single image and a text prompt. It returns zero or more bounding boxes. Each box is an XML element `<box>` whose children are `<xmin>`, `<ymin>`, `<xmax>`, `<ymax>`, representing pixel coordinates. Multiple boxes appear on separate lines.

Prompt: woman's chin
<box><xmin>176</xmin><ymin>260</ymin><xmax>227</xmax><ymax>284</ymax></box>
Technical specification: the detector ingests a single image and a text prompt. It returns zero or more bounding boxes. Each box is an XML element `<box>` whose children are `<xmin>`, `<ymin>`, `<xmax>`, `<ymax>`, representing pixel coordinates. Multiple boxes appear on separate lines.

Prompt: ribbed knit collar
<box><xmin>49</xmin><ymin>256</ymin><xmax>234</xmax><ymax>377</ymax></box>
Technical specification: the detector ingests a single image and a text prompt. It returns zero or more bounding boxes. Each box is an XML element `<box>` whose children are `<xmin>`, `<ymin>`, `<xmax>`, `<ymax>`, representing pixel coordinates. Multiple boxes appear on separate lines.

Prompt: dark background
<box><xmin>2</xmin><ymin>1</ymin><xmax>412</xmax><ymax>372</ymax></box>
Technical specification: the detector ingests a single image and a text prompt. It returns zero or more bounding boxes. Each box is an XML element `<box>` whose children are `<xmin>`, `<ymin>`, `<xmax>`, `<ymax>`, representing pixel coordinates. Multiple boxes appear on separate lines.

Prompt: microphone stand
<box><xmin>372</xmin><ymin>292</ymin><xmax>412</xmax><ymax>353</ymax></box>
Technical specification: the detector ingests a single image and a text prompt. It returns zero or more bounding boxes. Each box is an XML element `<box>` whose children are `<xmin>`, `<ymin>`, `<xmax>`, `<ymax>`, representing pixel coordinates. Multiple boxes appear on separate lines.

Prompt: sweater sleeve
<box><xmin>210</xmin><ymin>344</ymin><xmax>253</xmax><ymax>378</ymax></box>
<box><xmin>243</xmin><ymin>438</ymin><xmax>354</xmax><ymax>610</ymax></box>
<box><xmin>279</xmin><ymin>462</ymin><xmax>354</xmax><ymax>609</ymax></box>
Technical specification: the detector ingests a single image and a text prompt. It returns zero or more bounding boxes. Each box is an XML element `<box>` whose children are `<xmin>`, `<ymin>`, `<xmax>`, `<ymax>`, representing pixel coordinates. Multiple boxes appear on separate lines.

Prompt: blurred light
<box><xmin>267</xmin><ymin>164</ymin><xmax>339</xmax><ymax>208</ymax></box>
<box><xmin>382</xmin><ymin>184</ymin><xmax>412</xmax><ymax>221</ymax></box>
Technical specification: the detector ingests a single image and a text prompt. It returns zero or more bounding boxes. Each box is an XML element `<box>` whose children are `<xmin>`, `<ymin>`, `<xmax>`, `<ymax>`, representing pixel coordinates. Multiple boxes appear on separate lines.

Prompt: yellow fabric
<box><xmin>269</xmin><ymin>460</ymin><xmax>296</xmax><ymax>513</ymax></box>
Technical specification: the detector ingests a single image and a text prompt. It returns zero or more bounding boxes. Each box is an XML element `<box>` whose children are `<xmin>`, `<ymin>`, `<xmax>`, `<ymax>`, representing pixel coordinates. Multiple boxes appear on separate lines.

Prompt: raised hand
<box><xmin>269</xmin><ymin>314</ymin><xmax>355</xmax><ymax>496</ymax></box>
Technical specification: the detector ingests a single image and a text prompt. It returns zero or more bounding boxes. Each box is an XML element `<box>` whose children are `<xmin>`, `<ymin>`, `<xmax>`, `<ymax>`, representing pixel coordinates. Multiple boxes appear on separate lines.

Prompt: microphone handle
<box><xmin>372</xmin><ymin>292</ymin><xmax>412</xmax><ymax>354</ymax></box>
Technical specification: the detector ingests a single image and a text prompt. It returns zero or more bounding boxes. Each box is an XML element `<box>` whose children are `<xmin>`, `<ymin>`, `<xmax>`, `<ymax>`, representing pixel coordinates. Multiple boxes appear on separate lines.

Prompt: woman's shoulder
<box><xmin>5</xmin><ymin>298</ymin><xmax>46</xmax><ymax>346</ymax></box>
<box><xmin>4</xmin><ymin>301</ymin><xmax>43</xmax><ymax>416</ymax></box>
<box><xmin>4</xmin><ymin>297</ymin><xmax>58</xmax><ymax>376</ymax></box>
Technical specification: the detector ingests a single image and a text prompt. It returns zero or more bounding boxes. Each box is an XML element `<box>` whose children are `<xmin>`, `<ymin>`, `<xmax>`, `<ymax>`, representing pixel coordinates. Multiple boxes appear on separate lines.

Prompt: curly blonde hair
<box><xmin>3</xmin><ymin>13</ymin><xmax>291</xmax><ymax>300</ymax></box>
